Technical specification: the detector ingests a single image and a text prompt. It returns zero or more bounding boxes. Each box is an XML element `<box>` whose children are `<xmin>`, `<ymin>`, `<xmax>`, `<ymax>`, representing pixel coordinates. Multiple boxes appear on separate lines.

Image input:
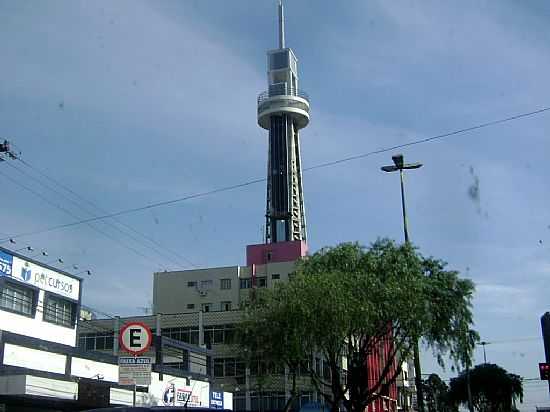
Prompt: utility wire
<box><xmin>2</xmin><ymin>105</ymin><xmax>549</xmax><ymax>242</ymax></box>
<box><xmin>0</xmin><ymin>168</ymin><xmax>167</xmax><ymax>270</ymax></box>
<box><xmin>10</xmin><ymin>159</ymin><xmax>195</xmax><ymax>268</ymax></box>
<box><xmin>18</xmin><ymin>159</ymin><xmax>195</xmax><ymax>267</ymax></box>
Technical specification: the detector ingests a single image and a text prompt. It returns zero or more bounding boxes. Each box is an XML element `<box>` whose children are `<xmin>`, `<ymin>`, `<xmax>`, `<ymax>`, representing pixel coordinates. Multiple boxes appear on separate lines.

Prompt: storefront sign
<box><xmin>9</xmin><ymin>256</ymin><xmax>80</xmax><ymax>300</ymax></box>
<box><xmin>210</xmin><ymin>391</ymin><xmax>224</xmax><ymax>409</ymax></box>
<box><xmin>0</xmin><ymin>250</ymin><xmax>13</xmax><ymax>276</ymax></box>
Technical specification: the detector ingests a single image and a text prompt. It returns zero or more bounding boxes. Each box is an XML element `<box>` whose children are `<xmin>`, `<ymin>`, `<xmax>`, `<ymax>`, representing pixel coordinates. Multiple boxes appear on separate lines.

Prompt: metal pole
<box><xmin>133</xmin><ymin>383</ymin><xmax>136</xmax><ymax>406</ymax></box>
<box><xmin>399</xmin><ymin>168</ymin><xmax>423</xmax><ymax>412</ymax></box>
<box><xmin>114</xmin><ymin>316</ymin><xmax>120</xmax><ymax>356</ymax></box>
<box><xmin>399</xmin><ymin>168</ymin><xmax>409</xmax><ymax>243</ymax></box>
<box><xmin>466</xmin><ymin>367</ymin><xmax>474</xmax><ymax>412</ymax></box>
<box><xmin>413</xmin><ymin>343</ymin><xmax>424</xmax><ymax>412</ymax></box>
<box><xmin>482</xmin><ymin>343</ymin><xmax>487</xmax><ymax>364</ymax></box>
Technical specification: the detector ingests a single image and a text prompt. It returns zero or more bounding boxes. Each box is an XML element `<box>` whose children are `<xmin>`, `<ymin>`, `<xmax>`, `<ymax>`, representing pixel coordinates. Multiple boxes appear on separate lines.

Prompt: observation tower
<box><xmin>257</xmin><ymin>0</ymin><xmax>310</xmax><ymax>244</ymax></box>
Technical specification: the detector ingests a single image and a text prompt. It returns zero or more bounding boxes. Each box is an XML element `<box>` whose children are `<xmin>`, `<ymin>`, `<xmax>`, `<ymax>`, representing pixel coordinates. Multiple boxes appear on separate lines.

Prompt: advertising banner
<box><xmin>10</xmin><ymin>256</ymin><xmax>80</xmax><ymax>300</ymax></box>
<box><xmin>0</xmin><ymin>250</ymin><xmax>13</xmax><ymax>276</ymax></box>
<box><xmin>210</xmin><ymin>391</ymin><xmax>224</xmax><ymax>409</ymax></box>
<box><xmin>148</xmin><ymin>378</ymin><xmax>209</xmax><ymax>407</ymax></box>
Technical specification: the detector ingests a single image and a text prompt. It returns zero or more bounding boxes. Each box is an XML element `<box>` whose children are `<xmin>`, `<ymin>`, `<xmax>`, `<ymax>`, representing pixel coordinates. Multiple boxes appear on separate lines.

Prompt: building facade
<box><xmin>0</xmin><ymin>246</ymin><xmax>213</xmax><ymax>411</ymax></box>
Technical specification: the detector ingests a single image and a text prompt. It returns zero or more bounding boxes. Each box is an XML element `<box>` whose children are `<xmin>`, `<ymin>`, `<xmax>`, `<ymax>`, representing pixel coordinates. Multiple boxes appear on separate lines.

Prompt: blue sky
<box><xmin>1</xmin><ymin>0</ymin><xmax>549</xmax><ymax>408</ymax></box>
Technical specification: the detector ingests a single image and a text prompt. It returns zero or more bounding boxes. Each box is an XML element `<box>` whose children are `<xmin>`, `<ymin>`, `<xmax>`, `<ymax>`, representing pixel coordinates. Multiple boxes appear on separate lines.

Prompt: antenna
<box><xmin>278</xmin><ymin>0</ymin><xmax>285</xmax><ymax>49</ymax></box>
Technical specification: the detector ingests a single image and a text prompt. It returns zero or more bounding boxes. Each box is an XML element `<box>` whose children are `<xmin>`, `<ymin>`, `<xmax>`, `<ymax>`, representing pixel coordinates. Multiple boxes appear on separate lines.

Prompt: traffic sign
<box><xmin>119</xmin><ymin>322</ymin><xmax>153</xmax><ymax>355</ymax></box>
<box><xmin>118</xmin><ymin>356</ymin><xmax>152</xmax><ymax>386</ymax></box>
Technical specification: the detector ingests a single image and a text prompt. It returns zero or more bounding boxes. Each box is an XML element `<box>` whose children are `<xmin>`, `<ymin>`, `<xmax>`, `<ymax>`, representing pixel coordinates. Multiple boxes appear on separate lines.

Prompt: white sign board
<box><xmin>1</xmin><ymin>255</ymin><xmax>80</xmax><ymax>300</ymax></box>
<box><xmin>119</xmin><ymin>322</ymin><xmax>152</xmax><ymax>355</ymax></box>
<box><xmin>118</xmin><ymin>357</ymin><xmax>152</xmax><ymax>386</ymax></box>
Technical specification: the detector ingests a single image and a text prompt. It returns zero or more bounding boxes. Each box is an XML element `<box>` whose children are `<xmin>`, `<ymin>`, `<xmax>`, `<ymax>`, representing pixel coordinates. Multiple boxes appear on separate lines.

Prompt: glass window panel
<box><xmin>86</xmin><ymin>337</ymin><xmax>95</xmax><ymax>351</ymax></box>
<box><xmin>0</xmin><ymin>283</ymin><xmax>34</xmax><ymax>316</ymax></box>
<box><xmin>190</xmin><ymin>330</ymin><xmax>199</xmax><ymax>345</ymax></box>
<box><xmin>44</xmin><ymin>294</ymin><xmax>74</xmax><ymax>327</ymax></box>
<box><xmin>214</xmin><ymin>329</ymin><xmax>224</xmax><ymax>344</ymax></box>
<box><xmin>106</xmin><ymin>335</ymin><xmax>114</xmax><ymax>349</ymax></box>
<box><xmin>214</xmin><ymin>359</ymin><xmax>224</xmax><ymax>377</ymax></box>
<box><xmin>225</xmin><ymin>358</ymin><xmax>236</xmax><ymax>377</ymax></box>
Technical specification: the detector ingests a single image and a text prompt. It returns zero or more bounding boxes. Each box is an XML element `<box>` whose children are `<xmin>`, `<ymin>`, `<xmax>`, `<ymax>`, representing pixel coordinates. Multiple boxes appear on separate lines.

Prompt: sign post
<box><xmin>118</xmin><ymin>322</ymin><xmax>153</xmax><ymax>406</ymax></box>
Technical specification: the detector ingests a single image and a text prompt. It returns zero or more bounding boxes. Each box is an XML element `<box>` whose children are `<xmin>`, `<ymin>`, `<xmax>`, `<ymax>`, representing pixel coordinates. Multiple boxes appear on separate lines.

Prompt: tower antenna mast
<box><xmin>278</xmin><ymin>0</ymin><xmax>285</xmax><ymax>49</ymax></box>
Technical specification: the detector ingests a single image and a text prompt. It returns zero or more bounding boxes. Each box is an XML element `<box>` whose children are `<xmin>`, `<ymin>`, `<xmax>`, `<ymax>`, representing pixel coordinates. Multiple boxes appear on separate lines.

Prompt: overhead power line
<box><xmin>14</xmin><ymin>158</ymin><xmax>196</xmax><ymax>268</ymax></box>
<box><xmin>1</xmin><ymin>105</ymin><xmax>549</xmax><ymax>242</ymax></box>
<box><xmin>0</xmin><ymin>167</ymin><xmax>168</xmax><ymax>270</ymax></box>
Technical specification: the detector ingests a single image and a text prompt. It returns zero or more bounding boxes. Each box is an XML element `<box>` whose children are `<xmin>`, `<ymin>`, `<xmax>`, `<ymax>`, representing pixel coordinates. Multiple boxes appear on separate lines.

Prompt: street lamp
<box><xmin>381</xmin><ymin>153</ymin><xmax>424</xmax><ymax>412</ymax></box>
<box><xmin>380</xmin><ymin>154</ymin><xmax>422</xmax><ymax>243</ymax></box>
<box><xmin>479</xmin><ymin>341</ymin><xmax>489</xmax><ymax>363</ymax></box>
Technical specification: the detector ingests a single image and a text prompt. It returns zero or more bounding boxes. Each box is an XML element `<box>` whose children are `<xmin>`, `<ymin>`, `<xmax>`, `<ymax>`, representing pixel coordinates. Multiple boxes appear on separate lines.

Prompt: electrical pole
<box><xmin>381</xmin><ymin>154</ymin><xmax>423</xmax><ymax>412</ymax></box>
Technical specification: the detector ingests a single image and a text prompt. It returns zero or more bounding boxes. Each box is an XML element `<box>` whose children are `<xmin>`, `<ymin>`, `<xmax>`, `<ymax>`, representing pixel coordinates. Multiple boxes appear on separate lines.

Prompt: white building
<box><xmin>0</xmin><ymin>247</ymin><xmax>81</xmax><ymax>346</ymax></box>
<box><xmin>0</xmin><ymin>246</ymin><xmax>217</xmax><ymax>411</ymax></box>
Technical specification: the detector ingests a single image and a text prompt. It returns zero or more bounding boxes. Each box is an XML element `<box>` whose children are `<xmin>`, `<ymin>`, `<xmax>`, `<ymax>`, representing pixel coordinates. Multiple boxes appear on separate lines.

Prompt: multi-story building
<box><xmin>0</xmin><ymin>246</ymin><xmax>213</xmax><ymax>411</ymax></box>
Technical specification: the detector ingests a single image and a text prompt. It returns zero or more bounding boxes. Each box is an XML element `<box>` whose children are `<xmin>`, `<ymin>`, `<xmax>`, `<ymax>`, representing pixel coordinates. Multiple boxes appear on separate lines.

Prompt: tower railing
<box><xmin>257</xmin><ymin>86</ymin><xmax>309</xmax><ymax>106</ymax></box>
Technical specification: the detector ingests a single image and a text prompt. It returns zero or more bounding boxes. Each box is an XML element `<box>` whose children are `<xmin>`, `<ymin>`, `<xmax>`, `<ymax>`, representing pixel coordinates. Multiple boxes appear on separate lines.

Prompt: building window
<box><xmin>187</xmin><ymin>281</ymin><xmax>196</xmax><ymax>288</ymax></box>
<box><xmin>203</xmin><ymin>324</ymin><xmax>236</xmax><ymax>345</ymax></box>
<box><xmin>0</xmin><ymin>282</ymin><xmax>35</xmax><ymax>317</ymax></box>
<box><xmin>221</xmin><ymin>301</ymin><xmax>231</xmax><ymax>311</ymax></box>
<box><xmin>220</xmin><ymin>278</ymin><xmax>231</xmax><ymax>290</ymax></box>
<box><xmin>213</xmin><ymin>358</ymin><xmax>245</xmax><ymax>377</ymax></box>
<box><xmin>44</xmin><ymin>293</ymin><xmax>76</xmax><ymax>328</ymax></box>
<box><xmin>257</xmin><ymin>277</ymin><xmax>267</xmax><ymax>288</ymax></box>
<box><xmin>271</xmin><ymin>273</ymin><xmax>280</xmax><ymax>280</ymax></box>
<box><xmin>186</xmin><ymin>303</ymin><xmax>195</xmax><ymax>309</ymax></box>
<box><xmin>239</xmin><ymin>278</ymin><xmax>251</xmax><ymax>289</ymax></box>
<box><xmin>200</xmin><ymin>280</ymin><xmax>213</xmax><ymax>289</ymax></box>
<box><xmin>78</xmin><ymin>332</ymin><xmax>114</xmax><ymax>351</ymax></box>
<box><xmin>201</xmin><ymin>303</ymin><xmax>212</xmax><ymax>313</ymax></box>
<box><xmin>162</xmin><ymin>327</ymin><xmax>199</xmax><ymax>345</ymax></box>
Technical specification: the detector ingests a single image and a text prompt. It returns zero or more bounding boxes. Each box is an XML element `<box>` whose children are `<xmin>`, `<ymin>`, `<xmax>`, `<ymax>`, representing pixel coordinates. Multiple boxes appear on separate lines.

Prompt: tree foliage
<box><xmin>423</xmin><ymin>373</ymin><xmax>457</xmax><ymax>412</ymax></box>
<box><xmin>448</xmin><ymin>363</ymin><xmax>523</xmax><ymax>412</ymax></box>
<box><xmin>237</xmin><ymin>240</ymin><xmax>478</xmax><ymax>412</ymax></box>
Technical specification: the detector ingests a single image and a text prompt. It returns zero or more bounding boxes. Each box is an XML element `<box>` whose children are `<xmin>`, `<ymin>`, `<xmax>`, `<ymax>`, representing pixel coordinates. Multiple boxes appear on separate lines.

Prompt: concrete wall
<box><xmin>153</xmin><ymin>266</ymin><xmax>242</xmax><ymax>314</ymax></box>
<box><xmin>153</xmin><ymin>260</ymin><xmax>298</xmax><ymax>315</ymax></box>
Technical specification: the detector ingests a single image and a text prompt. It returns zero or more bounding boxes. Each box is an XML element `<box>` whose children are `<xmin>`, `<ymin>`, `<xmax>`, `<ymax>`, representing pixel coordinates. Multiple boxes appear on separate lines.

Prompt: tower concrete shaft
<box><xmin>257</xmin><ymin>1</ymin><xmax>310</xmax><ymax>244</ymax></box>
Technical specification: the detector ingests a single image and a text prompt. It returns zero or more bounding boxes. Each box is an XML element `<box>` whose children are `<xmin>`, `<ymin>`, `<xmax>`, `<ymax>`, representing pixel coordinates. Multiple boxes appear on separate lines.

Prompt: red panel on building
<box><xmin>246</xmin><ymin>241</ymin><xmax>308</xmax><ymax>266</ymax></box>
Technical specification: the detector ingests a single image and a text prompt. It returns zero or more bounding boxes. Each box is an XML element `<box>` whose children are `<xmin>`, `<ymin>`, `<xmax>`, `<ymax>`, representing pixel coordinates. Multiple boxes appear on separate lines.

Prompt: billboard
<box><xmin>210</xmin><ymin>391</ymin><xmax>224</xmax><ymax>409</ymax></box>
<box><xmin>0</xmin><ymin>250</ymin><xmax>80</xmax><ymax>300</ymax></box>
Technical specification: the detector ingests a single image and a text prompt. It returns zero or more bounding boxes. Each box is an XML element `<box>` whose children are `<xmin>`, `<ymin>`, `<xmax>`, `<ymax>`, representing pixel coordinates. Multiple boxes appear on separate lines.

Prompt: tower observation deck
<box><xmin>258</xmin><ymin>1</ymin><xmax>310</xmax><ymax>244</ymax></box>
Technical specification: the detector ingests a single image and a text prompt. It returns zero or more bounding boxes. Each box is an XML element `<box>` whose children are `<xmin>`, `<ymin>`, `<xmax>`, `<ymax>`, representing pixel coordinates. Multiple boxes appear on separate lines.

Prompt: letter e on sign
<box><xmin>119</xmin><ymin>322</ymin><xmax>153</xmax><ymax>355</ymax></box>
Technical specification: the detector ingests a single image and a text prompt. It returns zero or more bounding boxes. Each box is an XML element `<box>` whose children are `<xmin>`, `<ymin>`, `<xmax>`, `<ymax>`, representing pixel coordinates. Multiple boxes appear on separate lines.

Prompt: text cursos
<box><xmin>34</xmin><ymin>272</ymin><xmax>73</xmax><ymax>295</ymax></box>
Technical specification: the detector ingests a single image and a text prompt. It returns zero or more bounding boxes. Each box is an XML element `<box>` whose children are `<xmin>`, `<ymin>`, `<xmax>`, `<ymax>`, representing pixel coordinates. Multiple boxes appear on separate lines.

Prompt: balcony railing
<box><xmin>257</xmin><ymin>86</ymin><xmax>310</xmax><ymax>106</ymax></box>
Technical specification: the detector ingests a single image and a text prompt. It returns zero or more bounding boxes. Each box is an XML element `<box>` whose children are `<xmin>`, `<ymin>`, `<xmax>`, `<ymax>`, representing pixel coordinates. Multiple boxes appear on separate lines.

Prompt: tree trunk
<box><xmin>283</xmin><ymin>371</ymin><xmax>298</xmax><ymax>412</ymax></box>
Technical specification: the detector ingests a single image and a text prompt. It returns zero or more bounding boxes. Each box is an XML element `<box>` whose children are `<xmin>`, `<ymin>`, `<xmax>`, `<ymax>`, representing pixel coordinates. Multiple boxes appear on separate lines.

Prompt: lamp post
<box><xmin>479</xmin><ymin>341</ymin><xmax>488</xmax><ymax>363</ymax></box>
<box><xmin>381</xmin><ymin>154</ymin><xmax>422</xmax><ymax>242</ymax></box>
<box><xmin>381</xmin><ymin>154</ymin><xmax>424</xmax><ymax>412</ymax></box>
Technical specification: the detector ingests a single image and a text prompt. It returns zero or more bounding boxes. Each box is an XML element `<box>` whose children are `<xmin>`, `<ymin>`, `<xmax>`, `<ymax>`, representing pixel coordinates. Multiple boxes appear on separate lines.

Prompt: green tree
<box><xmin>238</xmin><ymin>283</ymin><xmax>310</xmax><ymax>412</ymax></box>
<box><xmin>423</xmin><ymin>374</ymin><xmax>456</xmax><ymax>412</ymax></box>
<box><xmin>448</xmin><ymin>363</ymin><xmax>523</xmax><ymax>412</ymax></box>
<box><xmin>238</xmin><ymin>240</ymin><xmax>478</xmax><ymax>412</ymax></box>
